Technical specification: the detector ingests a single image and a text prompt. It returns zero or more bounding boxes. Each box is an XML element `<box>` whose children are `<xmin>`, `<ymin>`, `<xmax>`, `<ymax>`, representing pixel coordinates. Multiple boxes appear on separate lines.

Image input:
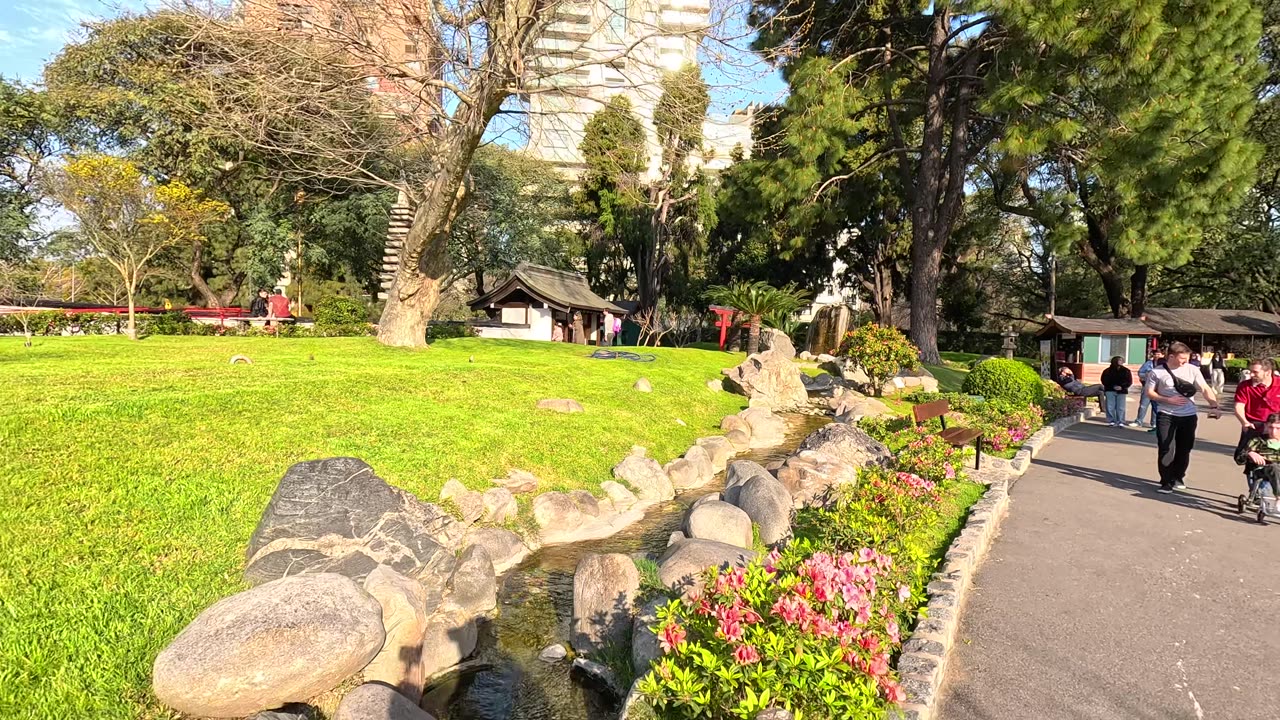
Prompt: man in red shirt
<box><xmin>267</xmin><ymin>288</ymin><xmax>292</xmax><ymax>327</ymax></box>
<box><xmin>1233</xmin><ymin>358</ymin><xmax>1280</xmax><ymax>445</ymax></box>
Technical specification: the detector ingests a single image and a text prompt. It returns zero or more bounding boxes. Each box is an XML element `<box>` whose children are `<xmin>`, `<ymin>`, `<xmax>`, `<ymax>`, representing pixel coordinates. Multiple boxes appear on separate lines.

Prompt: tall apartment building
<box><xmin>525</xmin><ymin>0</ymin><xmax>752</xmax><ymax>179</ymax></box>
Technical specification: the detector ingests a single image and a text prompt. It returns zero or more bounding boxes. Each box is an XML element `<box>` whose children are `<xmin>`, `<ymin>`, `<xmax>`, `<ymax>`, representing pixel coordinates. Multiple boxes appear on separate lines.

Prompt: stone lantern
<box><xmin>1001</xmin><ymin>325</ymin><xmax>1018</xmax><ymax>360</ymax></box>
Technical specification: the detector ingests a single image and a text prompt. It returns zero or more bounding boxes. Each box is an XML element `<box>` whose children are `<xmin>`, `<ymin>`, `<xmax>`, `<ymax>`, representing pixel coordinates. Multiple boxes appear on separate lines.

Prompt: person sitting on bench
<box><xmin>1057</xmin><ymin>366</ymin><xmax>1106</xmax><ymax>399</ymax></box>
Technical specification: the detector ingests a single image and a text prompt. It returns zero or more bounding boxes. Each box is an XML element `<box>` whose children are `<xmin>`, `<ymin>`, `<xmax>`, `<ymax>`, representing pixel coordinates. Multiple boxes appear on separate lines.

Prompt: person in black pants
<box><xmin>1144</xmin><ymin>342</ymin><xmax>1221</xmax><ymax>493</ymax></box>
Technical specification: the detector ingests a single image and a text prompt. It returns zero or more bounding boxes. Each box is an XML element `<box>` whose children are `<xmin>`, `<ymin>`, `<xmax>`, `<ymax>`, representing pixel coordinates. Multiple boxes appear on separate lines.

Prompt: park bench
<box><xmin>912</xmin><ymin>399</ymin><xmax>984</xmax><ymax>470</ymax></box>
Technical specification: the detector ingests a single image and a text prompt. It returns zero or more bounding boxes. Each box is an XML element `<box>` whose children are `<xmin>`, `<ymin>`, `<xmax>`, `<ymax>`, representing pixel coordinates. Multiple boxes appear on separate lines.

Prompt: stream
<box><xmin>421</xmin><ymin>414</ymin><xmax>830</xmax><ymax>720</ymax></box>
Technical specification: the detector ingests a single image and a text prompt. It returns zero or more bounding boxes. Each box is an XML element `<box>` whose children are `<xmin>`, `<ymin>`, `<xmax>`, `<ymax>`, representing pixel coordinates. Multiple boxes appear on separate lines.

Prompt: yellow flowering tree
<box><xmin>49</xmin><ymin>155</ymin><xmax>229</xmax><ymax>338</ymax></box>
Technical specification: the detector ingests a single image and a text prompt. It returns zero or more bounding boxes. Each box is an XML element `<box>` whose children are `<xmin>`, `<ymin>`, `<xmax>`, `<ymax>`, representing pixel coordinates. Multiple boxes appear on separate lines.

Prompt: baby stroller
<box><xmin>1236</xmin><ymin>465</ymin><xmax>1279</xmax><ymax>525</ymax></box>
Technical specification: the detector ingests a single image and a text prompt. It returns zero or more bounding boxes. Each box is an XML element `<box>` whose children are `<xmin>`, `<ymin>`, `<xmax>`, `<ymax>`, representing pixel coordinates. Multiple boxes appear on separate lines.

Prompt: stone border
<box><xmin>890</xmin><ymin>404</ymin><xmax>1098</xmax><ymax>719</ymax></box>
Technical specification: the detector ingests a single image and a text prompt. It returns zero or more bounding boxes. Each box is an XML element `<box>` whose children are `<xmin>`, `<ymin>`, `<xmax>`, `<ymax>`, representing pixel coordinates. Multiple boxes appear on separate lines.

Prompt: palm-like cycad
<box><xmin>705</xmin><ymin>281</ymin><xmax>811</xmax><ymax>355</ymax></box>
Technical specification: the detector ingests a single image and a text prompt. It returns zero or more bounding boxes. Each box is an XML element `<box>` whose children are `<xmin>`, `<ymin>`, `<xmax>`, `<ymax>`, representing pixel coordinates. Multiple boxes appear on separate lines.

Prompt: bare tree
<box><xmin>0</xmin><ymin>261</ymin><xmax>60</xmax><ymax>346</ymax></box>
<box><xmin>171</xmin><ymin>0</ymin><xmax>752</xmax><ymax>347</ymax></box>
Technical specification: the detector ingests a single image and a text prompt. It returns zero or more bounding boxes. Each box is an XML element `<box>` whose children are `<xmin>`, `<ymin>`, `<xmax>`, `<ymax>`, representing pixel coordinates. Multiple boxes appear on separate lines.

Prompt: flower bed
<box><xmin>638</xmin><ymin>459</ymin><xmax>986</xmax><ymax>719</ymax></box>
<box><xmin>860</xmin><ymin>392</ymin><xmax>1047</xmax><ymax>460</ymax></box>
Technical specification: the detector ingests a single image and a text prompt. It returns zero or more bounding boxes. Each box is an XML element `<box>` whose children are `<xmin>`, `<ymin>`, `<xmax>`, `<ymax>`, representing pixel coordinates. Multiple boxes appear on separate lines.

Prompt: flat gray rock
<box><xmin>532</xmin><ymin>491</ymin><xmax>585</xmax><ymax>530</ymax></box>
<box><xmin>536</xmin><ymin>398</ymin><xmax>584</xmax><ymax>413</ymax></box>
<box><xmin>334</xmin><ymin>682</ymin><xmax>437</xmax><ymax>720</ymax></box>
<box><xmin>152</xmin><ymin>574</ymin><xmax>384</xmax><ymax>718</ymax></box>
<box><xmin>686</xmin><ymin>501</ymin><xmax>753</xmax><ymax>549</ymax></box>
<box><xmin>658</xmin><ymin>539</ymin><xmax>756</xmax><ymax>597</ymax></box>
<box><xmin>244</xmin><ymin>457</ymin><xmax>461</xmax><ymax>585</ymax></box>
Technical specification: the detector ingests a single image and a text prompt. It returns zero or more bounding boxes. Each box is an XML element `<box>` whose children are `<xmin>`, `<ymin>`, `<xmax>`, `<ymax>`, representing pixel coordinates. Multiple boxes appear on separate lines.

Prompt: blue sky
<box><xmin>0</xmin><ymin>0</ymin><xmax>152</xmax><ymax>82</ymax></box>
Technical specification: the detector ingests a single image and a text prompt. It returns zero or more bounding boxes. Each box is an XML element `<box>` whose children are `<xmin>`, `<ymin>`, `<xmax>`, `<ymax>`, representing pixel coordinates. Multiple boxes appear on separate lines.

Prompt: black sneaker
<box><xmin>1174</xmin><ymin>480</ymin><xmax>1187</xmax><ymax>490</ymax></box>
<box><xmin>1157</xmin><ymin>486</ymin><xmax>1174</xmax><ymax>494</ymax></box>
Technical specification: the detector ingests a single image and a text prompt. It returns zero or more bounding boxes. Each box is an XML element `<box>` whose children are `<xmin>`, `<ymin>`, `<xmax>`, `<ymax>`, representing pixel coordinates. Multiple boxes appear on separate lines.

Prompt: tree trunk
<box><xmin>1076</xmin><ymin>231</ymin><xmax>1129</xmax><ymax>317</ymax></box>
<box><xmin>190</xmin><ymin>239</ymin><xmax>221</xmax><ymax>308</ymax></box>
<box><xmin>747</xmin><ymin>315</ymin><xmax>761</xmax><ymax>356</ymax></box>
<box><xmin>1129</xmin><ymin>265</ymin><xmax>1149</xmax><ymax>318</ymax></box>
<box><xmin>126</xmin><ymin>293</ymin><xmax>138</xmax><ymax>340</ymax></box>
<box><xmin>376</xmin><ymin>101</ymin><xmax>495</xmax><ymax>348</ymax></box>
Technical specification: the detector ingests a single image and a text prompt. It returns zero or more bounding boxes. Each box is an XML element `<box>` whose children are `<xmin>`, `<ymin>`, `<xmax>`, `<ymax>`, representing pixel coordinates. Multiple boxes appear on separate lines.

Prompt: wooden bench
<box><xmin>912</xmin><ymin>399</ymin><xmax>984</xmax><ymax>470</ymax></box>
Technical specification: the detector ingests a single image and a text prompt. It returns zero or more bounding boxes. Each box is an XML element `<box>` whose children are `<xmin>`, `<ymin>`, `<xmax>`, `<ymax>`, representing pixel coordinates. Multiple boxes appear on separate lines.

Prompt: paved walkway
<box><xmin>937</xmin><ymin>395</ymin><xmax>1280</xmax><ymax>720</ymax></box>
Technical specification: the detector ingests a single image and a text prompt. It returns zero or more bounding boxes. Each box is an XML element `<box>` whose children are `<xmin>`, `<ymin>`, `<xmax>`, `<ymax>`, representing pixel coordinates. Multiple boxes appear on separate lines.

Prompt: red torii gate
<box><xmin>709</xmin><ymin>305</ymin><xmax>738</xmax><ymax>351</ymax></box>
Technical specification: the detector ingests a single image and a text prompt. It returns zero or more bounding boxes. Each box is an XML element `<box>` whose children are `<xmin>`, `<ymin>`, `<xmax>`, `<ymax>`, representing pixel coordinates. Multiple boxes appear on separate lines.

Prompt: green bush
<box><xmin>961</xmin><ymin>357</ymin><xmax>1045</xmax><ymax>405</ymax></box>
<box><xmin>311</xmin><ymin>322</ymin><xmax>375</xmax><ymax>338</ymax></box>
<box><xmin>838</xmin><ymin>324</ymin><xmax>919</xmax><ymax>396</ymax></box>
<box><xmin>426</xmin><ymin>322</ymin><xmax>475</xmax><ymax>341</ymax></box>
<box><xmin>139</xmin><ymin>312</ymin><xmax>208</xmax><ymax>336</ymax></box>
<box><xmin>313</xmin><ymin>296</ymin><xmax>368</xmax><ymax>326</ymax></box>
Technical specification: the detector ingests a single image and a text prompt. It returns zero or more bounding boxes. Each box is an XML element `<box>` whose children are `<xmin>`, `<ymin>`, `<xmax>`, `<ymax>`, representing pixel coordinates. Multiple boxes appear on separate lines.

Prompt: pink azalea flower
<box><xmin>881</xmin><ymin>678</ymin><xmax>907</xmax><ymax>704</ymax></box>
<box><xmin>659</xmin><ymin>622</ymin><xmax>686</xmax><ymax>653</ymax></box>
<box><xmin>897</xmin><ymin>584</ymin><xmax>911</xmax><ymax>602</ymax></box>
<box><xmin>733</xmin><ymin>643</ymin><xmax>761</xmax><ymax>665</ymax></box>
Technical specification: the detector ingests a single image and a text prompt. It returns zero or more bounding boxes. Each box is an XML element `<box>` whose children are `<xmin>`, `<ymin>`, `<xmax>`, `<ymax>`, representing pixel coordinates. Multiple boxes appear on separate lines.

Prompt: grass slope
<box><xmin>0</xmin><ymin>336</ymin><xmax>747</xmax><ymax>719</ymax></box>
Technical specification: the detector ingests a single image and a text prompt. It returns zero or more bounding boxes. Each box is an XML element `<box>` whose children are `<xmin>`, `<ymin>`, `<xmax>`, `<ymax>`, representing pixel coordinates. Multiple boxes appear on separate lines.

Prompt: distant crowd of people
<box><xmin>1054</xmin><ymin>345</ymin><xmax>1280</xmax><ymax>496</ymax></box>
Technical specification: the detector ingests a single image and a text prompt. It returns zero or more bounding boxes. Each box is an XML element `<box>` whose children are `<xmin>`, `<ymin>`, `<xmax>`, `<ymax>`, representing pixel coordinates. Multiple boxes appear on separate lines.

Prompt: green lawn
<box><xmin>0</xmin><ymin>336</ymin><xmax>749</xmax><ymax>719</ymax></box>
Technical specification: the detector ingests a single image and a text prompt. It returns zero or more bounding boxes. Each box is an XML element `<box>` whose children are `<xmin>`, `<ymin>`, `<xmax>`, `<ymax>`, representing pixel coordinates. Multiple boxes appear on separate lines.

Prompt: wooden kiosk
<box><xmin>1035</xmin><ymin>316</ymin><xmax>1161</xmax><ymax>384</ymax></box>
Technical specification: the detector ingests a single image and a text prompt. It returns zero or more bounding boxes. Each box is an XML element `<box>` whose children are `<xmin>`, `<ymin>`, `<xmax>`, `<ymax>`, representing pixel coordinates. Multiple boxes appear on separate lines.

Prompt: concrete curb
<box><xmin>891</xmin><ymin>405</ymin><xmax>1098</xmax><ymax>719</ymax></box>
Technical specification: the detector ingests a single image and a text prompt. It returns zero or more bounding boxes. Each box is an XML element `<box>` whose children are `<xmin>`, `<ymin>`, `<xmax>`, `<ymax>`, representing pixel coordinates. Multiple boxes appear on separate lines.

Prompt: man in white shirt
<box><xmin>1144</xmin><ymin>341</ymin><xmax>1221</xmax><ymax>493</ymax></box>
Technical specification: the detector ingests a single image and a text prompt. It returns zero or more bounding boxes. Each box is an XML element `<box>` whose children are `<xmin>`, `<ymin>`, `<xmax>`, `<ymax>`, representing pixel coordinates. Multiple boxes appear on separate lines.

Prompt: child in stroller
<box><xmin>1233</xmin><ymin>411</ymin><xmax>1280</xmax><ymax>524</ymax></box>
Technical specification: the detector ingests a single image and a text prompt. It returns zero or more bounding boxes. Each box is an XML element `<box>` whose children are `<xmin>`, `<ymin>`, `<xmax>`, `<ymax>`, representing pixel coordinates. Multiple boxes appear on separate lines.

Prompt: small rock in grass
<box><xmin>633</xmin><ymin>377</ymin><xmax>653</xmax><ymax>392</ymax></box>
<box><xmin>494</xmin><ymin>469</ymin><xmax>538</xmax><ymax>494</ymax></box>
<box><xmin>536</xmin><ymin>398</ymin><xmax>584</xmax><ymax>413</ymax></box>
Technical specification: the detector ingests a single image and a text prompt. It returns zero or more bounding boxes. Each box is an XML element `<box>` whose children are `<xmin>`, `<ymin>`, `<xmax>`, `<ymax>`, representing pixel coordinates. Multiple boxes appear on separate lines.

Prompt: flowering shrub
<box><xmin>1042</xmin><ymin>396</ymin><xmax>1086</xmax><ymax>421</ymax></box>
<box><xmin>639</xmin><ymin>545</ymin><xmax>911</xmax><ymax>718</ymax></box>
<box><xmin>857</xmin><ymin>416</ymin><xmax>966</xmax><ymax>484</ymax></box>
<box><xmin>838</xmin><ymin>324</ymin><xmax>920</xmax><ymax>397</ymax></box>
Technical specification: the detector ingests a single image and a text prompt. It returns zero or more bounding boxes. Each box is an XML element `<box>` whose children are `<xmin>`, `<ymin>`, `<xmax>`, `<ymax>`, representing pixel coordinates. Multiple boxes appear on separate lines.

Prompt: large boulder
<box><xmin>420</xmin><ymin>610</ymin><xmax>479</xmax><ymax>679</ymax></box>
<box><xmin>612</xmin><ymin>455</ymin><xmax>675</xmax><ymax>502</ymax></box>
<box><xmin>720</xmin><ymin>414</ymin><xmax>752</xmax><ymax>437</ymax></box>
<box><xmin>244</xmin><ymin>457</ymin><xmax>462</xmax><ymax>585</ymax></box>
<box><xmin>532</xmin><ymin>491</ymin><xmax>586</xmax><ymax>531</ymax></box>
<box><xmin>463</xmin><ymin>527</ymin><xmax>530</xmax><ymax>574</ymax></box>
<box><xmin>335</xmin><ymin>682</ymin><xmax>437</xmax><ymax>720</ymax></box>
<box><xmin>759</xmin><ymin>328</ymin><xmax>796</xmax><ymax>359</ymax></box>
<box><xmin>536</xmin><ymin>398</ymin><xmax>584</xmax><ymax>413</ymax></box>
<box><xmin>362</xmin><ymin>565</ymin><xmax>429</xmax><ymax>701</ymax></box>
<box><xmin>773</xmin><ymin>450</ymin><xmax>861</xmax><ymax>507</ymax></box>
<box><xmin>480</xmin><ymin>488</ymin><xmax>518</xmax><ymax>524</ymax></box>
<box><xmin>572</xmin><ymin>553</ymin><xmax>641</xmax><ymax>654</ymax></box>
<box><xmin>722</xmin><ymin>351</ymin><xmax>808</xmax><ymax>411</ymax></box>
<box><xmin>797</xmin><ymin>423</ymin><xmax>892</xmax><ymax>469</ymax></box>
<box><xmin>442</xmin><ymin>544</ymin><xmax>497</xmax><ymax>617</ymax></box>
<box><xmin>738</xmin><ymin>407</ymin><xmax>787</xmax><ymax>448</ymax></box>
<box><xmin>632</xmin><ymin>597</ymin><xmax>666</xmax><ymax>677</ymax></box>
<box><xmin>686</xmin><ymin>501</ymin><xmax>753</xmax><ymax>549</ymax></box>
<box><xmin>152</xmin><ymin>574</ymin><xmax>384</xmax><ymax>718</ymax></box>
<box><xmin>831</xmin><ymin>390</ymin><xmax>893</xmax><ymax>423</ymax></box>
<box><xmin>725</xmin><ymin>428</ymin><xmax>751</xmax><ymax>451</ymax></box>
<box><xmin>800</xmin><ymin>372</ymin><xmax>840</xmax><ymax>394</ymax></box>
<box><xmin>696</xmin><ymin>436</ymin><xmax>734</xmax><ymax>473</ymax></box>
<box><xmin>658</xmin><ymin>539</ymin><xmax>756</xmax><ymax>597</ymax></box>
<box><xmin>570</xmin><ymin>489</ymin><xmax>602</xmax><ymax>517</ymax></box>
<box><xmin>736</xmin><ymin>475</ymin><xmax>793</xmax><ymax>545</ymax></box>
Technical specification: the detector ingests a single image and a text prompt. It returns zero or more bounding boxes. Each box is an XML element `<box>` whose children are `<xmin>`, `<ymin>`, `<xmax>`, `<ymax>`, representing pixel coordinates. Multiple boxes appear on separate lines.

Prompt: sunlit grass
<box><xmin>0</xmin><ymin>335</ymin><xmax>749</xmax><ymax>719</ymax></box>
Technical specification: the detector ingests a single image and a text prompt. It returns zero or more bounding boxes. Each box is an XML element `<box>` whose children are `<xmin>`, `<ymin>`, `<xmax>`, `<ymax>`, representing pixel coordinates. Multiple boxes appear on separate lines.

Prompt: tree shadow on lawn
<box><xmin>1033</xmin><ymin>457</ymin><xmax>1256</xmax><ymax>525</ymax></box>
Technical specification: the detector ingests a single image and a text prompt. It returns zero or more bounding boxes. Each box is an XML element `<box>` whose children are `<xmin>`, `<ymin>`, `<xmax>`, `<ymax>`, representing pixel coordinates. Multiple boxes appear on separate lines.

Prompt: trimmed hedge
<box><xmin>962</xmin><ymin>357</ymin><xmax>1046</xmax><ymax>405</ymax></box>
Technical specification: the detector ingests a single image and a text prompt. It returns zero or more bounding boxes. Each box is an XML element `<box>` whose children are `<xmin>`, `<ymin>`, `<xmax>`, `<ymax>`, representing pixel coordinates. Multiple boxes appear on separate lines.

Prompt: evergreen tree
<box><xmin>985</xmin><ymin>0</ymin><xmax>1262</xmax><ymax>317</ymax></box>
<box><xmin>575</xmin><ymin>95</ymin><xmax>648</xmax><ymax>298</ymax></box>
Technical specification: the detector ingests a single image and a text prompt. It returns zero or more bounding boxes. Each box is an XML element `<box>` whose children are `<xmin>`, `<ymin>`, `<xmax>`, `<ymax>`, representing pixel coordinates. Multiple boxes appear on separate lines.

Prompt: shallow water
<box><xmin>421</xmin><ymin>414</ymin><xmax>829</xmax><ymax>720</ymax></box>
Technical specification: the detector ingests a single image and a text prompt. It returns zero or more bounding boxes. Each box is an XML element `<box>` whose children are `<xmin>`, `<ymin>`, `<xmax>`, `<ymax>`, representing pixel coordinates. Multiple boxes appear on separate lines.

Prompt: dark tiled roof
<box><xmin>469</xmin><ymin>263</ymin><xmax>625</xmax><ymax>315</ymax></box>
<box><xmin>1034</xmin><ymin>315</ymin><xmax>1161</xmax><ymax>337</ymax></box>
<box><xmin>1140</xmin><ymin>307</ymin><xmax>1280</xmax><ymax>336</ymax></box>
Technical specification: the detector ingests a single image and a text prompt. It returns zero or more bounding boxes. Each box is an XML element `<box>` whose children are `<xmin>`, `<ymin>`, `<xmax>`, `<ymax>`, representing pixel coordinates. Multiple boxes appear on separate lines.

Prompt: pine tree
<box><xmin>985</xmin><ymin>0</ymin><xmax>1263</xmax><ymax>317</ymax></box>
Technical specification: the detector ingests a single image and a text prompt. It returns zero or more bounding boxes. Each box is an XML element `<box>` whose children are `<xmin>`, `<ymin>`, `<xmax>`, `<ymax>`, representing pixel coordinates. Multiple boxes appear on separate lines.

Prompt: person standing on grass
<box><xmin>1101</xmin><ymin>356</ymin><xmax>1134</xmax><ymax>427</ymax></box>
<box><xmin>1233</xmin><ymin>358</ymin><xmax>1280</xmax><ymax>448</ymax></box>
<box><xmin>1145</xmin><ymin>341</ymin><xmax>1220</xmax><ymax>494</ymax></box>
<box><xmin>1136</xmin><ymin>349</ymin><xmax>1164</xmax><ymax>431</ymax></box>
